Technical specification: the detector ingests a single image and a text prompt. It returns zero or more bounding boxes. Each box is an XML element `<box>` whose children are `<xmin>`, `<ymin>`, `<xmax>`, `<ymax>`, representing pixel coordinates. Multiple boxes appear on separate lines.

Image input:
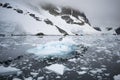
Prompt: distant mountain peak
<box><xmin>0</xmin><ymin>1</ymin><xmax>99</xmax><ymax>35</ymax></box>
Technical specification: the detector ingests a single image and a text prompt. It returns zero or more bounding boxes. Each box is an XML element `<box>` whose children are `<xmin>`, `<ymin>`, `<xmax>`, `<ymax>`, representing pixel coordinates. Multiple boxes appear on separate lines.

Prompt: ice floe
<box><xmin>30</xmin><ymin>72</ymin><xmax>39</xmax><ymax>77</ymax></box>
<box><xmin>0</xmin><ymin>66</ymin><xmax>21</xmax><ymax>75</ymax></box>
<box><xmin>68</xmin><ymin>58</ymin><xmax>76</xmax><ymax>63</ymax></box>
<box><xmin>27</xmin><ymin>37</ymin><xmax>77</xmax><ymax>57</ymax></box>
<box><xmin>114</xmin><ymin>74</ymin><xmax>120</xmax><ymax>80</ymax></box>
<box><xmin>24</xmin><ymin>77</ymin><xmax>33</xmax><ymax>80</ymax></box>
<box><xmin>37</xmin><ymin>76</ymin><xmax>44</xmax><ymax>80</ymax></box>
<box><xmin>45</xmin><ymin>64</ymin><xmax>67</xmax><ymax>75</ymax></box>
<box><xmin>77</xmin><ymin>71</ymin><xmax>86</xmax><ymax>75</ymax></box>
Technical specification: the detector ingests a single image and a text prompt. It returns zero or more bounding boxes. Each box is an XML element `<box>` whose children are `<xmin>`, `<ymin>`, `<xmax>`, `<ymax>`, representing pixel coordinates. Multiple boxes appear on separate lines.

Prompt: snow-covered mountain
<box><xmin>0</xmin><ymin>0</ymin><xmax>100</xmax><ymax>35</ymax></box>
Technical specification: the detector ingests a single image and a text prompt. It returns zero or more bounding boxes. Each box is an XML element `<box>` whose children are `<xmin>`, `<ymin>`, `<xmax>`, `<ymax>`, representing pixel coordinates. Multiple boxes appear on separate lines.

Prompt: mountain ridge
<box><xmin>0</xmin><ymin>1</ymin><xmax>99</xmax><ymax>35</ymax></box>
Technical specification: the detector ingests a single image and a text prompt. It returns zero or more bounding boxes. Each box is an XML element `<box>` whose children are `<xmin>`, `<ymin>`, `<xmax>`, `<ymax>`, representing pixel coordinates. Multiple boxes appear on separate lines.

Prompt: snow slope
<box><xmin>0</xmin><ymin>0</ymin><xmax>99</xmax><ymax>35</ymax></box>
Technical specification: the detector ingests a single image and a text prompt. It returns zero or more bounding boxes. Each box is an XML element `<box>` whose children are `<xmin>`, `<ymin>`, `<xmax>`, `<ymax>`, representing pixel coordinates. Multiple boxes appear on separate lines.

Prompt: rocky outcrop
<box><xmin>3</xmin><ymin>3</ymin><xmax>9</xmax><ymax>7</ymax></box>
<box><xmin>41</xmin><ymin>4</ymin><xmax>91</xmax><ymax>26</ymax></box>
<box><xmin>44</xmin><ymin>19</ymin><xmax>53</xmax><ymax>25</ymax></box>
<box><xmin>36</xmin><ymin>33</ymin><xmax>44</xmax><ymax>36</ymax></box>
<box><xmin>115</xmin><ymin>27</ymin><xmax>120</xmax><ymax>35</ymax></box>
<box><xmin>61</xmin><ymin>15</ymin><xmax>84</xmax><ymax>25</ymax></box>
<box><xmin>61</xmin><ymin>16</ymin><xmax>73</xmax><ymax>24</ymax></box>
<box><xmin>29</xmin><ymin>13</ymin><xmax>41</xmax><ymax>21</ymax></box>
<box><xmin>0</xmin><ymin>3</ymin><xmax>3</xmax><ymax>6</ymax></box>
<box><xmin>93</xmin><ymin>27</ymin><xmax>101</xmax><ymax>31</ymax></box>
<box><xmin>55</xmin><ymin>26</ymin><xmax>68</xmax><ymax>36</ymax></box>
<box><xmin>41</xmin><ymin>4</ymin><xmax>60</xmax><ymax>16</ymax></box>
<box><xmin>14</xmin><ymin>9</ymin><xmax>23</xmax><ymax>14</ymax></box>
<box><xmin>106</xmin><ymin>27</ymin><xmax>112</xmax><ymax>31</ymax></box>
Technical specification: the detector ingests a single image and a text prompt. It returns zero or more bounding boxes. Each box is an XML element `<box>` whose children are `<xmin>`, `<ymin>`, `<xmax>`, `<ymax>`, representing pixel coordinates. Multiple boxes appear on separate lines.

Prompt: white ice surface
<box><xmin>0</xmin><ymin>66</ymin><xmax>20</xmax><ymax>75</ymax></box>
<box><xmin>27</xmin><ymin>37</ymin><xmax>77</xmax><ymax>57</ymax></box>
<box><xmin>77</xmin><ymin>71</ymin><xmax>86</xmax><ymax>75</ymax></box>
<box><xmin>45</xmin><ymin>64</ymin><xmax>66</xmax><ymax>75</ymax></box>
<box><xmin>37</xmin><ymin>76</ymin><xmax>44</xmax><ymax>80</ymax></box>
<box><xmin>30</xmin><ymin>72</ymin><xmax>39</xmax><ymax>77</ymax></box>
<box><xmin>114</xmin><ymin>74</ymin><xmax>120</xmax><ymax>80</ymax></box>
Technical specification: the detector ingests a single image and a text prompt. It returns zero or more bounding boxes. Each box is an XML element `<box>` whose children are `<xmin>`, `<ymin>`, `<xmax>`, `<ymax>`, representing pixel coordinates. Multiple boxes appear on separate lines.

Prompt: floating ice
<box><xmin>45</xmin><ymin>64</ymin><xmax>67</xmax><ymax>75</ymax></box>
<box><xmin>0</xmin><ymin>66</ymin><xmax>20</xmax><ymax>75</ymax></box>
<box><xmin>37</xmin><ymin>76</ymin><xmax>44</xmax><ymax>80</ymax></box>
<box><xmin>77</xmin><ymin>71</ymin><xmax>86</xmax><ymax>75</ymax></box>
<box><xmin>27</xmin><ymin>37</ymin><xmax>77</xmax><ymax>57</ymax></box>
<box><xmin>68</xmin><ymin>58</ymin><xmax>76</xmax><ymax>63</ymax></box>
<box><xmin>114</xmin><ymin>74</ymin><xmax>120</xmax><ymax>80</ymax></box>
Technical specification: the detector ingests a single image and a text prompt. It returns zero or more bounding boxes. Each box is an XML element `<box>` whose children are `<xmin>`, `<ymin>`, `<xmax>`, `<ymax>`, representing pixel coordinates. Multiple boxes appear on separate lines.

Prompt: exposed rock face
<box><xmin>61</xmin><ymin>7</ymin><xmax>90</xmax><ymax>24</ymax></box>
<box><xmin>44</xmin><ymin>19</ymin><xmax>53</xmax><ymax>25</ymax></box>
<box><xmin>29</xmin><ymin>13</ymin><xmax>41</xmax><ymax>21</ymax></box>
<box><xmin>41</xmin><ymin>4</ymin><xmax>60</xmax><ymax>16</ymax></box>
<box><xmin>93</xmin><ymin>27</ymin><xmax>101</xmax><ymax>31</ymax></box>
<box><xmin>29</xmin><ymin>13</ymin><xmax>35</xmax><ymax>17</ymax></box>
<box><xmin>41</xmin><ymin>4</ymin><xmax>91</xmax><ymax>26</ymax></box>
<box><xmin>36</xmin><ymin>33</ymin><xmax>44</xmax><ymax>36</ymax></box>
<box><xmin>106</xmin><ymin>27</ymin><xmax>112</xmax><ymax>31</ymax></box>
<box><xmin>55</xmin><ymin>26</ymin><xmax>68</xmax><ymax>36</ymax></box>
<box><xmin>6</xmin><ymin>6</ymin><xmax>12</xmax><ymax>9</ymax></box>
<box><xmin>3</xmin><ymin>3</ymin><xmax>9</xmax><ymax>7</ymax></box>
<box><xmin>14</xmin><ymin>9</ymin><xmax>23</xmax><ymax>14</ymax></box>
<box><xmin>115</xmin><ymin>27</ymin><xmax>120</xmax><ymax>35</ymax></box>
<box><xmin>61</xmin><ymin>7</ymin><xmax>91</xmax><ymax>25</ymax></box>
<box><xmin>0</xmin><ymin>3</ymin><xmax>3</xmax><ymax>6</ymax></box>
<box><xmin>61</xmin><ymin>16</ymin><xmax>73</xmax><ymax>24</ymax></box>
<box><xmin>61</xmin><ymin>15</ymin><xmax>84</xmax><ymax>25</ymax></box>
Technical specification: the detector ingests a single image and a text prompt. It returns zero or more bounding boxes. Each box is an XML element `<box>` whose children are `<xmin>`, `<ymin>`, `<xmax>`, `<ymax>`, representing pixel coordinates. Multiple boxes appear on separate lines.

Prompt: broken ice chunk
<box><xmin>77</xmin><ymin>71</ymin><xmax>86</xmax><ymax>75</ymax></box>
<box><xmin>30</xmin><ymin>72</ymin><xmax>39</xmax><ymax>77</ymax></box>
<box><xmin>45</xmin><ymin>64</ymin><xmax>67</xmax><ymax>75</ymax></box>
<box><xmin>0</xmin><ymin>66</ymin><xmax>20</xmax><ymax>75</ymax></box>
<box><xmin>68</xmin><ymin>58</ymin><xmax>76</xmax><ymax>63</ymax></box>
<box><xmin>37</xmin><ymin>76</ymin><xmax>44</xmax><ymax>80</ymax></box>
<box><xmin>114</xmin><ymin>74</ymin><xmax>120</xmax><ymax>80</ymax></box>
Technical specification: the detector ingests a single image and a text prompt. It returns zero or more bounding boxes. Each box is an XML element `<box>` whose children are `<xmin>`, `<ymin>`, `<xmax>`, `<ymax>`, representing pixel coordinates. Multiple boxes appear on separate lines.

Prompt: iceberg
<box><xmin>27</xmin><ymin>37</ymin><xmax>77</xmax><ymax>57</ymax></box>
